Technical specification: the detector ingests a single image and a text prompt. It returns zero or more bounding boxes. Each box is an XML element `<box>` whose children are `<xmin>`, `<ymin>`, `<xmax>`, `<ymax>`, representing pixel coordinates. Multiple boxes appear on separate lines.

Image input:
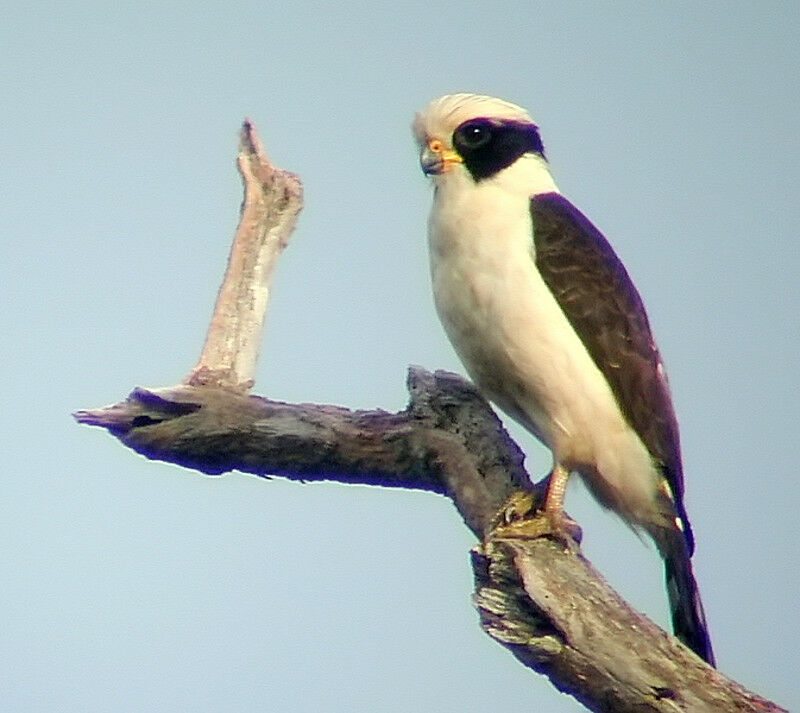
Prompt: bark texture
<box><xmin>75</xmin><ymin>368</ymin><xmax>531</xmax><ymax>539</ymax></box>
<box><xmin>186</xmin><ymin>120</ymin><xmax>302</xmax><ymax>392</ymax></box>
<box><xmin>75</xmin><ymin>369</ymin><xmax>783</xmax><ymax>713</ymax></box>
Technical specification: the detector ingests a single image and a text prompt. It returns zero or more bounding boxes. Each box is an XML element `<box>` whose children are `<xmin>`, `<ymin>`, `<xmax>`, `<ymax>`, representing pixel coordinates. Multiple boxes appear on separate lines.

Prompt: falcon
<box><xmin>413</xmin><ymin>93</ymin><xmax>715</xmax><ymax>665</ymax></box>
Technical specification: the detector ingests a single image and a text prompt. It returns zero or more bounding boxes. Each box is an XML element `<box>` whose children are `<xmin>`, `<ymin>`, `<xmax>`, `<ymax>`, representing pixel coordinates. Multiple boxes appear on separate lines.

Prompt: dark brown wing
<box><xmin>529</xmin><ymin>192</ymin><xmax>692</xmax><ymax>549</ymax></box>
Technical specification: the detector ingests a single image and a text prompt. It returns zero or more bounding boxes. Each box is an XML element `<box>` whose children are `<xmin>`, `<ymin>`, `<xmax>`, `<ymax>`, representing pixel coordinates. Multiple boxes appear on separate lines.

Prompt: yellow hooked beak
<box><xmin>420</xmin><ymin>138</ymin><xmax>463</xmax><ymax>175</ymax></box>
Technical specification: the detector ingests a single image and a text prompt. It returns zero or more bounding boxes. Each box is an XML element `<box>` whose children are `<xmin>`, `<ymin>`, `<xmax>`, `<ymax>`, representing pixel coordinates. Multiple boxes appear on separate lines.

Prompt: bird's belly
<box><xmin>432</xmin><ymin>248</ymin><xmax>660</xmax><ymax>520</ymax></box>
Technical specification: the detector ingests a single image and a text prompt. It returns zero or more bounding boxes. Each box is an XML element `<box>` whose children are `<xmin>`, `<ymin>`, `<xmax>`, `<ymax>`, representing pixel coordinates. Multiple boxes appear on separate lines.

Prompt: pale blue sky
<box><xmin>2</xmin><ymin>3</ymin><xmax>798</xmax><ymax>712</ymax></box>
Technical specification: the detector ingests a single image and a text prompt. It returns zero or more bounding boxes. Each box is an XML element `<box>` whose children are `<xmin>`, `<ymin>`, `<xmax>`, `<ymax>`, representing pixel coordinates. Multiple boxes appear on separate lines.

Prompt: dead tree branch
<box><xmin>74</xmin><ymin>121</ymin><xmax>785</xmax><ymax>713</ymax></box>
<box><xmin>186</xmin><ymin>119</ymin><xmax>302</xmax><ymax>392</ymax></box>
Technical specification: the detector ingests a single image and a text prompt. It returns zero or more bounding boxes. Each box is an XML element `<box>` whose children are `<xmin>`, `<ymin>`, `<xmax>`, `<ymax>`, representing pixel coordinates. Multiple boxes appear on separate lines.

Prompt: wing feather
<box><xmin>529</xmin><ymin>192</ymin><xmax>693</xmax><ymax>550</ymax></box>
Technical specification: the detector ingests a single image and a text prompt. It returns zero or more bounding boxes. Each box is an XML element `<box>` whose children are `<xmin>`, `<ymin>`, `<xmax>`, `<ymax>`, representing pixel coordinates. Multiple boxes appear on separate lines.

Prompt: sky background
<box><xmin>2</xmin><ymin>3</ymin><xmax>798</xmax><ymax>712</ymax></box>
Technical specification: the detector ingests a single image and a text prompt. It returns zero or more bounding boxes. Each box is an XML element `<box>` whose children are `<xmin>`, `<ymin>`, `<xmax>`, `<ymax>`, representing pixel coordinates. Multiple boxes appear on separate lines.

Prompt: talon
<box><xmin>489</xmin><ymin>505</ymin><xmax>581</xmax><ymax>549</ymax></box>
<box><xmin>501</xmin><ymin>490</ymin><xmax>536</xmax><ymax>525</ymax></box>
<box><xmin>539</xmin><ymin>508</ymin><xmax>582</xmax><ymax>550</ymax></box>
<box><xmin>489</xmin><ymin>465</ymin><xmax>583</xmax><ymax>550</ymax></box>
<box><xmin>489</xmin><ymin>488</ymin><xmax>581</xmax><ymax>550</ymax></box>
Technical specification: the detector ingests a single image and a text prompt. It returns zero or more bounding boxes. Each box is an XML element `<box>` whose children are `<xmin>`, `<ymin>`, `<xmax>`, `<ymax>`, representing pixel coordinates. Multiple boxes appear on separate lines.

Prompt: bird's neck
<box><xmin>493</xmin><ymin>152</ymin><xmax>560</xmax><ymax>197</ymax></box>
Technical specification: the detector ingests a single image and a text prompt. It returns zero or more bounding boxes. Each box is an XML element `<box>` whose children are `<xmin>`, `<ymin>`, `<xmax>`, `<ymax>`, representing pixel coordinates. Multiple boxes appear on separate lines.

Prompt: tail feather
<box><xmin>663</xmin><ymin>535</ymin><xmax>716</xmax><ymax>666</ymax></box>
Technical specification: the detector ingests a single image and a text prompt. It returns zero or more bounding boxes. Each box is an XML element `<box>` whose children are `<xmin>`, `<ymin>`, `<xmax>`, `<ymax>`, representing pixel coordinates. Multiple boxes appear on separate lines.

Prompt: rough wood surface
<box><xmin>75</xmin><ymin>369</ymin><xmax>783</xmax><ymax>713</ymax></box>
<box><xmin>475</xmin><ymin>537</ymin><xmax>781</xmax><ymax>713</ymax></box>
<box><xmin>185</xmin><ymin>120</ymin><xmax>302</xmax><ymax>392</ymax></box>
<box><xmin>75</xmin><ymin>368</ymin><xmax>531</xmax><ymax>538</ymax></box>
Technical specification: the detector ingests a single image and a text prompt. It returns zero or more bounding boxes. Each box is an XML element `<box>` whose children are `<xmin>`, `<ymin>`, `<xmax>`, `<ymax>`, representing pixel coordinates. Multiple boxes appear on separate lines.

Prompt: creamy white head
<box><xmin>414</xmin><ymin>93</ymin><xmax>558</xmax><ymax>195</ymax></box>
<box><xmin>413</xmin><ymin>93</ymin><xmax>535</xmax><ymax>148</ymax></box>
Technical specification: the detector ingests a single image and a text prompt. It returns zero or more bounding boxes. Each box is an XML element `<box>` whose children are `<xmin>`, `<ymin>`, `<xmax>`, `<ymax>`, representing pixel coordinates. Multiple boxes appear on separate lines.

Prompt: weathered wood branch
<box><xmin>475</xmin><ymin>535</ymin><xmax>780</xmax><ymax>713</ymax></box>
<box><xmin>75</xmin><ymin>370</ymin><xmax>781</xmax><ymax>713</ymax></box>
<box><xmin>74</xmin><ymin>121</ymin><xmax>785</xmax><ymax>713</ymax></box>
<box><xmin>185</xmin><ymin>119</ymin><xmax>302</xmax><ymax>392</ymax></box>
<box><xmin>74</xmin><ymin>368</ymin><xmax>531</xmax><ymax>538</ymax></box>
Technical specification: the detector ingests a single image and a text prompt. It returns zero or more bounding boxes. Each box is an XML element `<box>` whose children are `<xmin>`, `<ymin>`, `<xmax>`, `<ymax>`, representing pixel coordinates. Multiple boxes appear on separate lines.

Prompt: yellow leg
<box><xmin>545</xmin><ymin>463</ymin><xmax>570</xmax><ymax>515</ymax></box>
<box><xmin>542</xmin><ymin>463</ymin><xmax>582</xmax><ymax>547</ymax></box>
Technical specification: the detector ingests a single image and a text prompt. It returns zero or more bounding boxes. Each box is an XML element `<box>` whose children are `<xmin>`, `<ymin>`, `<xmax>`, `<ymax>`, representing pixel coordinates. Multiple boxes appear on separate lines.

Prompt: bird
<box><xmin>413</xmin><ymin>93</ymin><xmax>715</xmax><ymax>666</ymax></box>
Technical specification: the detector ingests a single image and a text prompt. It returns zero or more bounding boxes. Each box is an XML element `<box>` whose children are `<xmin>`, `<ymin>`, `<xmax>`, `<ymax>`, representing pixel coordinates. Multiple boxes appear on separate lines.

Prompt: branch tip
<box><xmin>186</xmin><ymin>119</ymin><xmax>303</xmax><ymax>391</ymax></box>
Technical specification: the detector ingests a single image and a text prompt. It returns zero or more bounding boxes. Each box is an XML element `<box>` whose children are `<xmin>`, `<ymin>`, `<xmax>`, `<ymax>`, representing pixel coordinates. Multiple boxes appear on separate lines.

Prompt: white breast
<box><xmin>427</xmin><ymin>158</ymin><xmax>661</xmax><ymax>524</ymax></box>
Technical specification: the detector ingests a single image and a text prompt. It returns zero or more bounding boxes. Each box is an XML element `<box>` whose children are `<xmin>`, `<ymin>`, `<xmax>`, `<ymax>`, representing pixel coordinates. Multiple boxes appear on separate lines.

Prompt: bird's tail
<box><xmin>661</xmin><ymin>531</ymin><xmax>716</xmax><ymax>666</ymax></box>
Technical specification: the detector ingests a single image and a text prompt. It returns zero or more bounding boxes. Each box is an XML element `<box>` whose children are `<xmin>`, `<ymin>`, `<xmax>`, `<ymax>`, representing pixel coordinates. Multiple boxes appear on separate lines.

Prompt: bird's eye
<box><xmin>455</xmin><ymin>121</ymin><xmax>493</xmax><ymax>150</ymax></box>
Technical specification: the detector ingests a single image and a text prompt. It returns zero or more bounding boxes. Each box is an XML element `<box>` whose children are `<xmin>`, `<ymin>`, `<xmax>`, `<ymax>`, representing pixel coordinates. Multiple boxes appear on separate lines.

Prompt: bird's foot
<box><xmin>538</xmin><ymin>508</ymin><xmax>582</xmax><ymax>551</ymax></box>
<box><xmin>490</xmin><ymin>490</ymin><xmax>582</xmax><ymax>551</ymax></box>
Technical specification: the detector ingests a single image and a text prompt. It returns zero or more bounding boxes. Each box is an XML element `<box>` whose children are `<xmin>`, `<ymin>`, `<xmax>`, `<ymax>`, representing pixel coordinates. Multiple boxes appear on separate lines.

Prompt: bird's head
<box><xmin>413</xmin><ymin>93</ymin><xmax>546</xmax><ymax>183</ymax></box>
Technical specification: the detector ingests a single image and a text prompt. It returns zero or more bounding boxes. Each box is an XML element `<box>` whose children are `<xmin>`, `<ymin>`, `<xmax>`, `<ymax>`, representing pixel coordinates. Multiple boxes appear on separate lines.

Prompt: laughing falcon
<box><xmin>413</xmin><ymin>93</ymin><xmax>715</xmax><ymax>665</ymax></box>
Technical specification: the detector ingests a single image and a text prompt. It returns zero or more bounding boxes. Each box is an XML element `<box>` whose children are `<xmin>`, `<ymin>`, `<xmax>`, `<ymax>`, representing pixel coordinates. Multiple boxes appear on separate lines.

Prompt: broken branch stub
<box><xmin>185</xmin><ymin>120</ymin><xmax>303</xmax><ymax>393</ymax></box>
